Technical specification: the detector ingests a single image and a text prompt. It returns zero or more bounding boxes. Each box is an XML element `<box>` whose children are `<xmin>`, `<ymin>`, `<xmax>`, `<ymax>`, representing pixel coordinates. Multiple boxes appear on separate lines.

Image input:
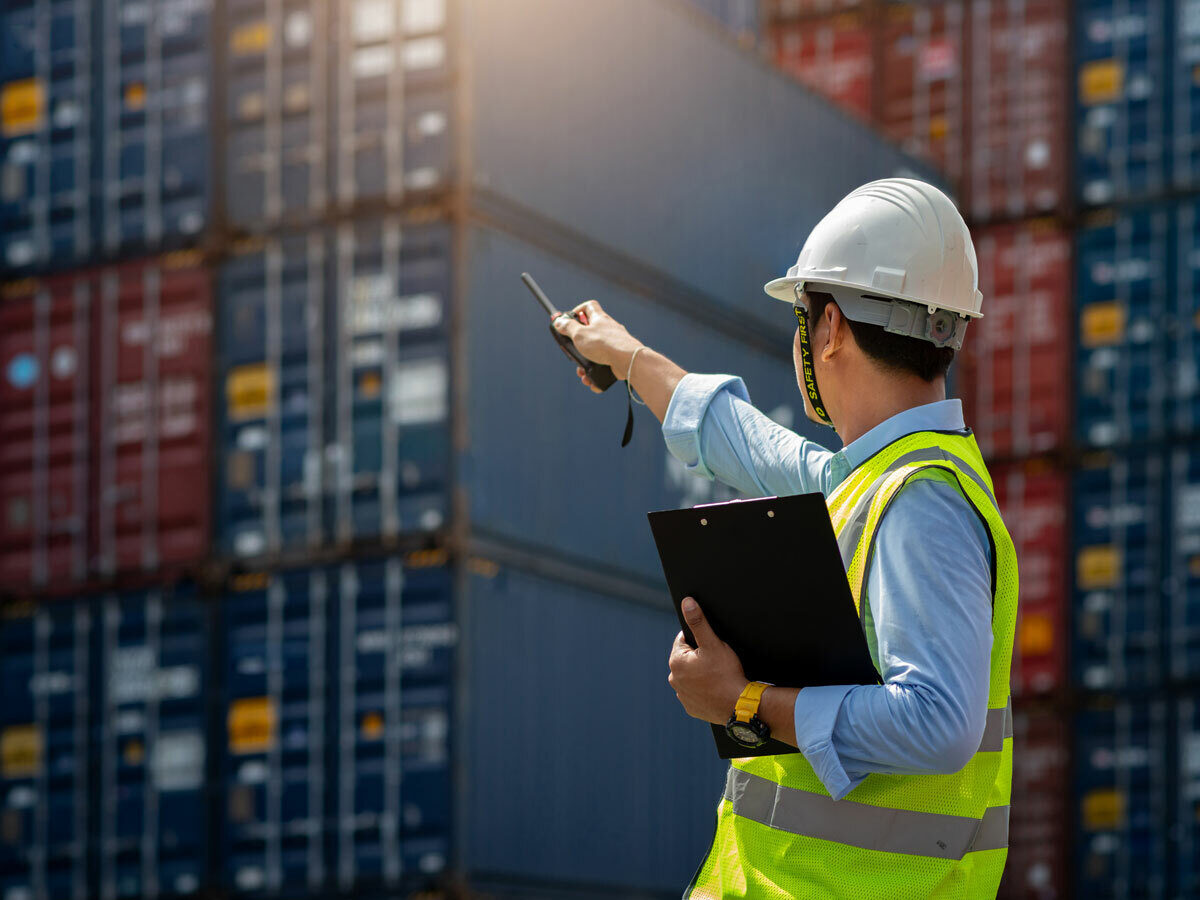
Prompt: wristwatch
<box><xmin>725</xmin><ymin>681</ymin><xmax>771</xmax><ymax>748</ymax></box>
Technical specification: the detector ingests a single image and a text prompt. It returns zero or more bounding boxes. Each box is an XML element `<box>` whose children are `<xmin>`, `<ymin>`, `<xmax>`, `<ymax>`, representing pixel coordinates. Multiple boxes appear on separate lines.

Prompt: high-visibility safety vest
<box><xmin>686</xmin><ymin>429</ymin><xmax>1017</xmax><ymax>900</ymax></box>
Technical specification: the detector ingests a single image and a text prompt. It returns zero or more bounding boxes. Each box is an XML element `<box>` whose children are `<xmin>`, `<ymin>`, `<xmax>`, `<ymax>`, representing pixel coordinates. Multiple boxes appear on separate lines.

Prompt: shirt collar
<box><xmin>838</xmin><ymin>399</ymin><xmax>967</xmax><ymax>473</ymax></box>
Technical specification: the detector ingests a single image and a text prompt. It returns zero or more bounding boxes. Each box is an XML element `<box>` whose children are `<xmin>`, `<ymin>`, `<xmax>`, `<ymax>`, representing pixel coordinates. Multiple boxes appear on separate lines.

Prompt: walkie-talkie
<box><xmin>522</xmin><ymin>272</ymin><xmax>617</xmax><ymax>391</ymax></box>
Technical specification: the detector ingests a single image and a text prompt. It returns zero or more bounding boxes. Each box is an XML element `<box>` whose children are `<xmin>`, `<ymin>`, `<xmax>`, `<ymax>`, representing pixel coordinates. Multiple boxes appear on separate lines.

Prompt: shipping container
<box><xmin>0</xmin><ymin>602</ymin><xmax>91</xmax><ymax>900</ymax></box>
<box><xmin>1073</xmin><ymin>451</ymin><xmax>1165</xmax><ymax>691</ymax></box>
<box><xmin>999</xmin><ymin>708</ymin><xmax>1068</xmax><ymax>900</ymax></box>
<box><xmin>878</xmin><ymin>1</ymin><xmax>966</xmax><ymax>191</ymax></box>
<box><xmin>1075</xmin><ymin>0</ymin><xmax>1167</xmax><ymax>206</ymax></box>
<box><xmin>961</xmin><ymin>221</ymin><xmax>1071</xmax><ymax>459</ymax></box>
<box><xmin>1168</xmin><ymin>447</ymin><xmax>1200</xmax><ymax>682</ymax></box>
<box><xmin>0</xmin><ymin>276</ymin><xmax>91</xmax><ymax>591</ymax></box>
<box><xmin>768</xmin><ymin>13</ymin><xmax>874</xmax><ymax>121</ymax></box>
<box><xmin>1172</xmin><ymin>0</ymin><xmax>1200</xmax><ymax>191</ymax></box>
<box><xmin>1075</xmin><ymin>208</ymin><xmax>1170</xmax><ymax>447</ymax></box>
<box><xmin>220</xmin><ymin>558</ymin><xmax>455</xmax><ymax>895</ymax></box>
<box><xmin>96</xmin><ymin>585</ymin><xmax>209</xmax><ymax>900</ymax></box>
<box><xmin>1</xmin><ymin>255</ymin><xmax>212</xmax><ymax>591</ymax></box>
<box><xmin>1171</xmin><ymin>198</ymin><xmax>1200</xmax><ymax>436</ymax></box>
<box><xmin>992</xmin><ymin>462</ymin><xmax>1068</xmax><ymax>697</ymax></box>
<box><xmin>0</xmin><ymin>0</ymin><xmax>93</xmax><ymax>272</ymax></box>
<box><xmin>463</xmin><ymin>564</ymin><xmax>726</xmax><ymax>892</ymax></box>
<box><xmin>1075</xmin><ymin>700</ymin><xmax>1169</xmax><ymax>900</ymax></box>
<box><xmin>966</xmin><ymin>0</ymin><xmax>1070</xmax><ymax>222</ymax></box>
<box><xmin>1174</xmin><ymin>695</ymin><xmax>1200</xmax><ymax>899</ymax></box>
<box><xmin>99</xmin><ymin>0</ymin><xmax>212</xmax><ymax>255</ymax></box>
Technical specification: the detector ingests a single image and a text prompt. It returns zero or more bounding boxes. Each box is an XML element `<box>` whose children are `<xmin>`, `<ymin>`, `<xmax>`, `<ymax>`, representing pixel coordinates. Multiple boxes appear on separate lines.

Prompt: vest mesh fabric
<box><xmin>686</xmin><ymin>430</ymin><xmax>1017</xmax><ymax>900</ymax></box>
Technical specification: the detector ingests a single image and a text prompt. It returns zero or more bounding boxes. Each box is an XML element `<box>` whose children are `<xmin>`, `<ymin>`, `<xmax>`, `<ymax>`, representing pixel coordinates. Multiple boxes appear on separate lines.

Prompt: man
<box><xmin>552</xmin><ymin>178</ymin><xmax>1016</xmax><ymax>899</ymax></box>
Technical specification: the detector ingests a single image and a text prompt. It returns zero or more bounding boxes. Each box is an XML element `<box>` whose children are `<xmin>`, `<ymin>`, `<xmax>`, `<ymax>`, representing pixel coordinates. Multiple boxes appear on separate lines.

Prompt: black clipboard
<box><xmin>648</xmin><ymin>493</ymin><xmax>881</xmax><ymax>758</ymax></box>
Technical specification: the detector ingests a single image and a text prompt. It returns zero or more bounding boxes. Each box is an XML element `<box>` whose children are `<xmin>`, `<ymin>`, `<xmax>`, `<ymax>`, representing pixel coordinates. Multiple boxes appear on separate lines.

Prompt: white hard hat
<box><xmin>764</xmin><ymin>178</ymin><xmax>982</xmax><ymax>350</ymax></box>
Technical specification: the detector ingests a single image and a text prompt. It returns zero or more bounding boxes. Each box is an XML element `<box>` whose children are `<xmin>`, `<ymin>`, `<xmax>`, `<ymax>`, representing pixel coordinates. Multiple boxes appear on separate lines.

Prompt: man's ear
<box><xmin>822</xmin><ymin>302</ymin><xmax>846</xmax><ymax>362</ymax></box>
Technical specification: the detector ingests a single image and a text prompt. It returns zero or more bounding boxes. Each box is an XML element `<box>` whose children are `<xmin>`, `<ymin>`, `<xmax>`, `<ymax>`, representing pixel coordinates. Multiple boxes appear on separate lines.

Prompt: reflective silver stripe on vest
<box><xmin>977</xmin><ymin>697</ymin><xmax>1014</xmax><ymax>753</ymax></box>
<box><xmin>723</xmin><ymin>768</ymin><xmax>1010</xmax><ymax>860</ymax></box>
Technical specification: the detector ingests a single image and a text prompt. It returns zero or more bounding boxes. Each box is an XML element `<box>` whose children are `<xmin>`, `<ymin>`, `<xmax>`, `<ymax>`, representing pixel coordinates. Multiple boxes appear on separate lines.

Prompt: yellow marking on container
<box><xmin>231</xmin><ymin>21</ymin><xmax>271</xmax><ymax>55</ymax></box>
<box><xmin>1</xmin><ymin>79</ymin><xmax>45</xmax><ymax>136</ymax></box>
<box><xmin>1017</xmin><ymin>611</ymin><xmax>1054</xmax><ymax>656</ymax></box>
<box><xmin>1080</xmin><ymin>301</ymin><xmax>1126</xmax><ymax>348</ymax></box>
<box><xmin>361</xmin><ymin>712</ymin><xmax>385</xmax><ymax>740</ymax></box>
<box><xmin>226</xmin><ymin>363</ymin><xmax>273</xmax><ymax>421</ymax></box>
<box><xmin>358</xmin><ymin>371</ymin><xmax>382</xmax><ymax>399</ymax></box>
<box><xmin>1082</xmin><ymin>788</ymin><xmax>1124</xmax><ymax>830</ymax></box>
<box><xmin>1079</xmin><ymin>59</ymin><xmax>1124</xmax><ymax>105</ymax></box>
<box><xmin>232</xmin><ymin>572</ymin><xmax>270</xmax><ymax>592</ymax></box>
<box><xmin>928</xmin><ymin>115</ymin><xmax>948</xmax><ymax>141</ymax></box>
<box><xmin>1077</xmin><ymin>545</ymin><xmax>1120</xmax><ymax>591</ymax></box>
<box><xmin>124</xmin><ymin>82</ymin><xmax>147</xmax><ymax>111</ymax></box>
<box><xmin>229</xmin><ymin>697</ymin><xmax>276</xmax><ymax>754</ymax></box>
<box><xmin>468</xmin><ymin>557</ymin><xmax>500</xmax><ymax>578</ymax></box>
<box><xmin>405</xmin><ymin>548</ymin><xmax>448</xmax><ymax>568</ymax></box>
<box><xmin>123</xmin><ymin>739</ymin><xmax>145</xmax><ymax>765</ymax></box>
<box><xmin>1</xmin><ymin>725</ymin><xmax>42</xmax><ymax>778</ymax></box>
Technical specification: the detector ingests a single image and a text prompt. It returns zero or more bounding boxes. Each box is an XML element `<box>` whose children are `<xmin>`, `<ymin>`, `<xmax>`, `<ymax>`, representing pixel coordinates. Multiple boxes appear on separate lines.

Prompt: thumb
<box><xmin>681</xmin><ymin>597</ymin><xmax>717</xmax><ymax>648</ymax></box>
<box><xmin>552</xmin><ymin>313</ymin><xmax>580</xmax><ymax>340</ymax></box>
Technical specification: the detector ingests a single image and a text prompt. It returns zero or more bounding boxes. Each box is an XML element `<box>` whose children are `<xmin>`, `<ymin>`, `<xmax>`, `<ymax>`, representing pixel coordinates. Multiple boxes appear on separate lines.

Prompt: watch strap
<box><xmin>733</xmin><ymin>681</ymin><xmax>769</xmax><ymax>723</ymax></box>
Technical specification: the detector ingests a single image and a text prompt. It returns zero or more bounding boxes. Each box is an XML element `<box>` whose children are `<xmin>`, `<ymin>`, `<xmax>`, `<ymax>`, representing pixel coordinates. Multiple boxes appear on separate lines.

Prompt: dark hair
<box><xmin>805</xmin><ymin>291</ymin><xmax>954</xmax><ymax>383</ymax></box>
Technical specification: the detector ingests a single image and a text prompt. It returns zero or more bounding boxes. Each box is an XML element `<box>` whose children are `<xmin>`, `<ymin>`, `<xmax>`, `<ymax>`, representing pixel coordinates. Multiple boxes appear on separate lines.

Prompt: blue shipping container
<box><xmin>0</xmin><ymin>603</ymin><xmax>91</xmax><ymax>900</ymax></box>
<box><xmin>1168</xmin><ymin>447</ymin><xmax>1200</xmax><ymax>682</ymax></box>
<box><xmin>220</xmin><ymin>558</ymin><xmax>455</xmax><ymax>895</ymax></box>
<box><xmin>1075</xmin><ymin>207</ymin><xmax>1171</xmax><ymax>446</ymax></box>
<box><xmin>96</xmin><ymin>585</ymin><xmax>208</xmax><ymax>900</ymax></box>
<box><xmin>1076</xmin><ymin>700</ymin><xmax>1169</xmax><ymax>900</ymax></box>
<box><xmin>1073</xmin><ymin>451</ymin><xmax>1165</xmax><ymax>690</ymax></box>
<box><xmin>1172</xmin><ymin>199</ymin><xmax>1200</xmax><ymax>435</ymax></box>
<box><xmin>463</xmin><ymin>564</ymin><xmax>727</xmax><ymax>893</ymax></box>
<box><xmin>1075</xmin><ymin>0</ymin><xmax>1167</xmax><ymax>206</ymax></box>
<box><xmin>1174</xmin><ymin>0</ymin><xmax>1200</xmax><ymax>190</ymax></box>
<box><xmin>0</xmin><ymin>0</ymin><xmax>93</xmax><ymax>271</ymax></box>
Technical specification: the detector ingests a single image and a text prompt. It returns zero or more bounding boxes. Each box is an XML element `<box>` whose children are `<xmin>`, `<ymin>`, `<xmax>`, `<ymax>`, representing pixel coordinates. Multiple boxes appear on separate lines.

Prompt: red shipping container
<box><xmin>1000</xmin><ymin>708</ymin><xmax>1068</xmax><ymax>899</ymax></box>
<box><xmin>965</xmin><ymin>0</ymin><xmax>1069</xmax><ymax>223</ymax></box>
<box><xmin>0</xmin><ymin>255</ymin><xmax>212</xmax><ymax>591</ymax></box>
<box><xmin>0</xmin><ymin>277</ymin><xmax>92</xmax><ymax>589</ymax></box>
<box><xmin>880</xmin><ymin>0</ymin><xmax>966</xmax><ymax>189</ymax></box>
<box><xmin>92</xmin><ymin>256</ymin><xmax>212</xmax><ymax>578</ymax></box>
<box><xmin>992</xmin><ymin>461</ymin><xmax>1068</xmax><ymax>697</ymax></box>
<box><xmin>769</xmin><ymin>13</ymin><xmax>874</xmax><ymax>121</ymax></box>
<box><xmin>960</xmin><ymin>221</ymin><xmax>1071</xmax><ymax>459</ymax></box>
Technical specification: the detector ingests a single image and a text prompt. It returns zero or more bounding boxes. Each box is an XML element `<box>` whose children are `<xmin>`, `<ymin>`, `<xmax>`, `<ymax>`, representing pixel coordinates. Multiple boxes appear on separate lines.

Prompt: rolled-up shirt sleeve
<box><xmin>662</xmin><ymin>372</ymin><xmax>836</xmax><ymax>497</ymax></box>
<box><xmin>792</xmin><ymin>478</ymin><xmax>995</xmax><ymax>800</ymax></box>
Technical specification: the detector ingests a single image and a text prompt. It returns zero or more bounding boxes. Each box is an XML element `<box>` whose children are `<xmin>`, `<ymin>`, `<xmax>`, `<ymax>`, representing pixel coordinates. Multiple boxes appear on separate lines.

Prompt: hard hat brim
<box><xmin>763</xmin><ymin>275</ymin><xmax>983</xmax><ymax>319</ymax></box>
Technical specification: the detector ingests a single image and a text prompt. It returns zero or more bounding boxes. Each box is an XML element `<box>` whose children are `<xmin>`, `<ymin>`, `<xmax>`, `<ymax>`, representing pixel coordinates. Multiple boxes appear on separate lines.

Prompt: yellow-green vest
<box><xmin>686</xmin><ymin>429</ymin><xmax>1018</xmax><ymax>900</ymax></box>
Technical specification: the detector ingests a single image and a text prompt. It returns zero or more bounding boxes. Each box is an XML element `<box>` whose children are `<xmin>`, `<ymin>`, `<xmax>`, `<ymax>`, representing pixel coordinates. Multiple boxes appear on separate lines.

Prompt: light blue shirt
<box><xmin>662</xmin><ymin>373</ymin><xmax>994</xmax><ymax>800</ymax></box>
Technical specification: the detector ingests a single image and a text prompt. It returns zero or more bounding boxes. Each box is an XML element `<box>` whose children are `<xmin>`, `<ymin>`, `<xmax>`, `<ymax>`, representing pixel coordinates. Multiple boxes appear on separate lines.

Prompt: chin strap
<box><xmin>794</xmin><ymin>303</ymin><xmax>835</xmax><ymax>428</ymax></box>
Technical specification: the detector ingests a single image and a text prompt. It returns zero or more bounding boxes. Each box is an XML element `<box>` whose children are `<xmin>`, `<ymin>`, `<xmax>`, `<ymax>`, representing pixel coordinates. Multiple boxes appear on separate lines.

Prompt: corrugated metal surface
<box><xmin>1000</xmin><ymin>709</ymin><xmax>1067</xmax><ymax>900</ymax></box>
<box><xmin>962</xmin><ymin>221</ymin><xmax>1071</xmax><ymax>459</ymax></box>
<box><xmin>1073</xmin><ymin>451</ymin><xmax>1164</xmax><ymax>691</ymax></box>
<box><xmin>768</xmin><ymin>13</ymin><xmax>874</xmax><ymax>121</ymax></box>
<box><xmin>464</xmin><ymin>565</ymin><xmax>726</xmax><ymax>891</ymax></box>
<box><xmin>1075</xmin><ymin>700</ymin><xmax>1169</xmax><ymax>900</ymax></box>
<box><xmin>464</xmin><ymin>0</ymin><xmax>941</xmax><ymax>334</ymax></box>
<box><xmin>0</xmin><ymin>0</ymin><xmax>93</xmax><ymax>272</ymax></box>
<box><xmin>220</xmin><ymin>558</ymin><xmax>454</xmax><ymax>895</ymax></box>
<box><xmin>1075</xmin><ymin>0</ymin><xmax>1167</xmax><ymax>206</ymax></box>
<box><xmin>94</xmin><ymin>256</ymin><xmax>213</xmax><ymax>579</ymax></box>
<box><xmin>99</xmin><ymin>0</ymin><xmax>212</xmax><ymax>255</ymax></box>
<box><xmin>1075</xmin><ymin>207</ymin><xmax>1170</xmax><ymax>447</ymax></box>
<box><xmin>966</xmin><ymin>0</ymin><xmax>1069</xmax><ymax>222</ymax></box>
<box><xmin>222</xmin><ymin>0</ymin><xmax>453</xmax><ymax>230</ymax></box>
<box><xmin>0</xmin><ymin>602</ymin><xmax>91</xmax><ymax>900</ymax></box>
<box><xmin>217</xmin><ymin>220</ymin><xmax>451</xmax><ymax>557</ymax></box>
<box><xmin>0</xmin><ymin>276</ymin><xmax>91</xmax><ymax>591</ymax></box>
<box><xmin>879</xmin><ymin>0</ymin><xmax>966</xmax><ymax>192</ymax></box>
<box><xmin>96</xmin><ymin>585</ymin><xmax>208</xmax><ymax>900</ymax></box>
<box><xmin>464</xmin><ymin>222</ymin><xmax>820</xmax><ymax>583</ymax></box>
<box><xmin>1174</xmin><ymin>695</ymin><xmax>1200</xmax><ymax>899</ymax></box>
<box><xmin>1168</xmin><ymin>447</ymin><xmax>1200</xmax><ymax>682</ymax></box>
<box><xmin>992</xmin><ymin>462</ymin><xmax>1067</xmax><ymax>697</ymax></box>
<box><xmin>1172</xmin><ymin>198</ymin><xmax>1200</xmax><ymax>435</ymax></box>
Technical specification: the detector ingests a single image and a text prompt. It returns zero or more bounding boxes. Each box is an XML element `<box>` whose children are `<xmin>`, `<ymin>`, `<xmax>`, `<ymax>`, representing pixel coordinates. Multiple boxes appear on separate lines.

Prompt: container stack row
<box><xmin>0</xmin><ymin>0</ymin><xmax>937</xmax><ymax>896</ymax></box>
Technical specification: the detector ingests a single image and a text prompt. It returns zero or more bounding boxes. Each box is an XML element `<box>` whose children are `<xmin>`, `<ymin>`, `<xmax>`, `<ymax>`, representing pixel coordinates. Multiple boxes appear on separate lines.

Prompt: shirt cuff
<box><xmin>661</xmin><ymin>373</ymin><xmax>750</xmax><ymax>481</ymax></box>
<box><xmin>793</xmin><ymin>684</ymin><xmax>865</xmax><ymax>801</ymax></box>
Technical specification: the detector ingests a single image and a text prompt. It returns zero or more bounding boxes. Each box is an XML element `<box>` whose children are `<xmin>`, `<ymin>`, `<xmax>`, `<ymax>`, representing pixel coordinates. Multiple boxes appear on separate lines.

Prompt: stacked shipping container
<box><xmin>1</xmin><ymin>0</ymin><xmax>935</xmax><ymax>897</ymax></box>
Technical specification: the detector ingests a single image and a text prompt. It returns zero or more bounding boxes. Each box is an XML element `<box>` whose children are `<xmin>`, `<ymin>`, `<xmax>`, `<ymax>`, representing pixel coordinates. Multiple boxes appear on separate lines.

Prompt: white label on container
<box><xmin>416</xmin><ymin>110</ymin><xmax>447</xmax><ymax>137</ymax></box>
<box><xmin>111</xmin><ymin>647</ymin><xmax>155</xmax><ymax>701</ymax></box>
<box><xmin>235</xmin><ymin>530</ymin><xmax>266</xmax><ymax>557</ymax></box>
<box><xmin>352</xmin><ymin>339</ymin><xmax>386</xmax><ymax>367</ymax></box>
<box><xmin>238</xmin><ymin>760</ymin><xmax>269</xmax><ymax>784</ymax></box>
<box><xmin>1184</xmin><ymin>733</ymin><xmax>1200</xmax><ymax>775</ymax></box>
<box><xmin>236</xmin><ymin>425</ymin><xmax>269</xmax><ymax>451</ymax></box>
<box><xmin>234</xmin><ymin>867</ymin><xmax>266</xmax><ymax>891</ymax></box>
<box><xmin>28</xmin><ymin>671</ymin><xmax>73</xmax><ymax>696</ymax></box>
<box><xmin>353</xmin><ymin>44</ymin><xmax>395</xmax><ymax>79</ymax></box>
<box><xmin>285</xmin><ymin>10</ymin><xmax>313</xmax><ymax>46</ymax></box>
<box><xmin>390</xmin><ymin>358</ymin><xmax>447</xmax><ymax>425</ymax></box>
<box><xmin>405</xmin><ymin>167</ymin><xmax>441</xmax><ymax>190</ymax></box>
<box><xmin>403</xmin><ymin>0</ymin><xmax>445</xmax><ymax>33</ymax></box>
<box><xmin>354</xmin><ymin>0</ymin><xmax>396</xmax><ymax>40</ymax></box>
<box><xmin>115</xmin><ymin>710</ymin><xmax>145</xmax><ymax>734</ymax></box>
<box><xmin>404</xmin><ymin>36</ymin><xmax>445</xmax><ymax>71</ymax></box>
<box><xmin>351</xmin><ymin>274</ymin><xmax>443</xmax><ymax>334</ymax></box>
<box><xmin>1178</xmin><ymin>486</ymin><xmax>1200</xmax><ymax>529</ymax></box>
<box><xmin>6</xmin><ymin>240</ymin><xmax>35</xmax><ymax>267</ymax></box>
<box><xmin>419</xmin><ymin>507</ymin><xmax>444</xmax><ymax>530</ymax></box>
<box><xmin>52</xmin><ymin>100</ymin><xmax>81</xmax><ymax>129</ymax></box>
<box><xmin>6</xmin><ymin>786</ymin><xmax>36</xmax><ymax>809</ymax></box>
<box><xmin>174</xmin><ymin>873</ymin><xmax>199</xmax><ymax>895</ymax></box>
<box><xmin>51</xmin><ymin>346</ymin><xmax>77</xmax><ymax>379</ymax></box>
<box><xmin>152</xmin><ymin>731</ymin><xmax>205</xmax><ymax>791</ymax></box>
